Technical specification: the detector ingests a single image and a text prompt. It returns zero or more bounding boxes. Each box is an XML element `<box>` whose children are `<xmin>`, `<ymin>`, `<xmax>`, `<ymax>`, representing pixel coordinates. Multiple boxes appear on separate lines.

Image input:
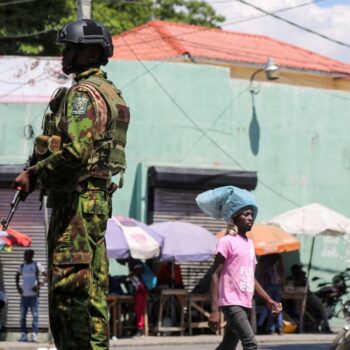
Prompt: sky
<box><xmin>210</xmin><ymin>0</ymin><xmax>350</xmax><ymax>64</ymax></box>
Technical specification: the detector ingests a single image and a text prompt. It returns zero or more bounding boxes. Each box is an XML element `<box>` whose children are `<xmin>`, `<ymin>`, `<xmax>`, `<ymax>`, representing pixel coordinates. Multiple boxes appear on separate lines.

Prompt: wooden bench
<box><xmin>156</xmin><ymin>289</ymin><xmax>187</xmax><ymax>336</ymax></box>
<box><xmin>188</xmin><ymin>294</ymin><xmax>224</xmax><ymax>335</ymax></box>
<box><xmin>107</xmin><ymin>294</ymin><xmax>149</xmax><ymax>338</ymax></box>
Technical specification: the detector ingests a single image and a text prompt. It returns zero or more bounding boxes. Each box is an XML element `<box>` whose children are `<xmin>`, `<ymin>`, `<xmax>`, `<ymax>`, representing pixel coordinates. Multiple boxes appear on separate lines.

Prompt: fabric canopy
<box><xmin>0</xmin><ymin>227</ymin><xmax>32</xmax><ymax>251</ymax></box>
<box><xmin>150</xmin><ymin>221</ymin><xmax>217</xmax><ymax>261</ymax></box>
<box><xmin>106</xmin><ymin>216</ymin><xmax>163</xmax><ymax>260</ymax></box>
<box><xmin>216</xmin><ymin>224</ymin><xmax>300</xmax><ymax>256</ymax></box>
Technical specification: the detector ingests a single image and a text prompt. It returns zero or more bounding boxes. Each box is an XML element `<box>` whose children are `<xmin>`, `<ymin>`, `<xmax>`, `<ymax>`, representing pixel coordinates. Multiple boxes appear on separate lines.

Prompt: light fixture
<box><xmin>249</xmin><ymin>57</ymin><xmax>279</xmax><ymax>94</ymax></box>
<box><xmin>24</xmin><ymin>125</ymin><xmax>34</xmax><ymax>140</ymax></box>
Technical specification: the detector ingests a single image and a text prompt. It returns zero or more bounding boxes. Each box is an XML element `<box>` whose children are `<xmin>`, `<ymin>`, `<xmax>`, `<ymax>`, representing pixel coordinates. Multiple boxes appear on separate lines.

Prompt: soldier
<box><xmin>14</xmin><ymin>19</ymin><xmax>130</xmax><ymax>350</ymax></box>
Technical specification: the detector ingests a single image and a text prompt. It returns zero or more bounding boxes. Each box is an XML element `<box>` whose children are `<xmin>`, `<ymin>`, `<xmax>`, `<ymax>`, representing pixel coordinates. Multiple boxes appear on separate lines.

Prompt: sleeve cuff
<box><xmin>34</xmin><ymin>161</ymin><xmax>44</xmax><ymax>175</ymax></box>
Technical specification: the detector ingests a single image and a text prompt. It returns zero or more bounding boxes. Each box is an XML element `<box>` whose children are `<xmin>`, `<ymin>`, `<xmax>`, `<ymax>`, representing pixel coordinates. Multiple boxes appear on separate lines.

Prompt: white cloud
<box><xmin>211</xmin><ymin>0</ymin><xmax>350</xmax><ymax>63</ymax></box>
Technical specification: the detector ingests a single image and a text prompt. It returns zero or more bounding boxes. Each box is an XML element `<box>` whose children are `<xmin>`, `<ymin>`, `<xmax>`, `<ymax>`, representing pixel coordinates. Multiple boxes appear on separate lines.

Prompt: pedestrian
<box><xmin>15</xmin><ymin>249</ymin><xmax>46</xmax><ymax>342</ymax></box>
<box><xmin>259</xmin><ymin>253</ymin><xmax>284</xmax><ymax>335</ymax></box>
<box><xmin>196</xmin><ymin>186</ymin><xmax>282</xmax><ymax>350</ymax></box>
<box><xmin>14</xmin><ymin>19</ymin><xmax>130</xmax><ymax>350</ymax></box>
<box><xmin>0</xmin><ymin>290</ymin><xmax>7</xmax><ymax>332</ymax></box>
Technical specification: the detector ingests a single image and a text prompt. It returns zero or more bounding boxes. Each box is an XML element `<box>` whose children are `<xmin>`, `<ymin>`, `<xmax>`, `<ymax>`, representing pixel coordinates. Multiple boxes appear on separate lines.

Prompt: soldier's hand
<box><xmin>17</xmin><ymin>287</ymin><xmax>23</xmax><ymax>295</ymax></box>
<box><xmin>14</xmin><ymin>166</ymin><xmax>36</xmax><ymax>194</ymax></box>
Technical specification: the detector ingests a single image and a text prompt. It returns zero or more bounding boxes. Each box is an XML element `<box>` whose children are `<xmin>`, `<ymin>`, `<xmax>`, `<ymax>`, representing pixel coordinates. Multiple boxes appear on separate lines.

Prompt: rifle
<box><xmin>1</xmin><ymin>155</ymin><xmax>36</xmax><ymax>231</ymax></box>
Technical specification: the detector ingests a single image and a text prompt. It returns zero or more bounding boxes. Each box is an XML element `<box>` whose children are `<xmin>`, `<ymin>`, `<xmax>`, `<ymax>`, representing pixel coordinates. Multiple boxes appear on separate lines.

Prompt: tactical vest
<box><xmin>35</xmin><ymin>73</ymin><xmax>129</xmax><ymax>190</ymax></box>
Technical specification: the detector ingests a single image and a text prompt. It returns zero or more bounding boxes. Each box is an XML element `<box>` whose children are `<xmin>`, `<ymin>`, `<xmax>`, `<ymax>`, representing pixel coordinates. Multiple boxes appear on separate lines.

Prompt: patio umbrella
<box><xmin>266</xmin><ymin>203</ymin><xmax>350</xmax><ymax>273</ymax></box>
<box><xmin>150</xmin><ymin>221</ymin><xmax>217</xmax><ymax>262</ymax></box>
<box><xmin>105</xmin><ymin>216</ymin><xmax>163</xmax><ymax>260</ymax></box>
<box><xmin>216</xmin><ymin>224</ymin><xmax>300</xmax><ymax>256</ymax></box>
<box><xmin>0</xmin><ymin>227</ymin><xmax>32</xmax><ymax>251</ymax></box>
<box><xmin>266</xmin><ymin>203</ymin><xmax>350</xmax><ymax>331</ymax></box>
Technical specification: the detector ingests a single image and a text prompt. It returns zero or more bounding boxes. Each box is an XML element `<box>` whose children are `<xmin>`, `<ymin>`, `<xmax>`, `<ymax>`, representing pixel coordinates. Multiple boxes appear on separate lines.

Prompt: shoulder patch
<box><xmin>72</xmin><ymin>96</ymin><xmax>89</xmax><ymax>115</ymax></box>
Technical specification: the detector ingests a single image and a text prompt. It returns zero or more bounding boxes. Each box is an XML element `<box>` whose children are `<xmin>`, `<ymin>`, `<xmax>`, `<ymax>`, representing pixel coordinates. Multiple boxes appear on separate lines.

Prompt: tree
<box><xmin>0</xmin><ymin>0</ymin><xmax>75</xmax><ymax>55</ymax></box>
<box><xmin>0</xmin><ymin>0</ymin><xmax>225</xmax><ymax>56</ymax></box>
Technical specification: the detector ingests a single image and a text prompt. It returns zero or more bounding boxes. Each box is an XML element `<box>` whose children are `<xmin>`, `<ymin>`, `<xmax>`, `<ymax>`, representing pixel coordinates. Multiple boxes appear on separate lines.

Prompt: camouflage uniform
<box><xmin>34</xmin><ymin>68</ymin><xmax>129</xmax><ymax>350</ymax></box>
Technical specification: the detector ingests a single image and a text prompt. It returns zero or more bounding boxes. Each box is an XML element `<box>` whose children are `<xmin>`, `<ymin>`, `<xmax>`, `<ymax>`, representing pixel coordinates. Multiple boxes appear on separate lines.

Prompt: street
<box><xmin>114</xmin><ymin>342</ymin><xmax>332</xmax><ymax>350</ymax></box>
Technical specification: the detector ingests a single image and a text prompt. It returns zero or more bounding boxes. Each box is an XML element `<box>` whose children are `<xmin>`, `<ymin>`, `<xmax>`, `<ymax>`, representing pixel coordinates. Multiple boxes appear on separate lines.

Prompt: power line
<box><xmin>0</xmin><ymin>28</ymin><xmax>57</xmax><ymax>39</ymax></box>
<box><xmin>237</xmin><ymin>0</ymin><xmax>350</xmax><ymax>49</ymax></box>
<box><xmin>120</xmin><ymin>37</ymin><xmax>244</xmax><ymax>169</ymax></box>
<box><xmin>114</xmin><ymin>0</ymin><xmax>346</xmax><ymax>55</ymax></box>
<box><xmin>111</xmin><ymin>0</ymin><xmax>239</xmax><ymax>5</ymax></box>
<box><xmin>180</xmin><ymin>87</ymin><xmax>248</xmax><ymax>161</ymax></box>
<box><xmin>0</xmin><ymin>0</ymin><xmax>35</xmax><ymax>7</ymax></box>
<box><xmin>121</xmin><ymin>36</ymin><xmax>301</xmax><ymax>207</ymax></box>
<box><xmin>223</xmin><ymin>0</ymin><xmax>326</xmax><ymax>26</ymax></box>
<box><xmin>0</xmin><ymin>0</ymin><xmax>330</xmax><ymax>44</ymax></box>
<box><xmin>0</xmin><ymin>73</ymin><xmax>47</xmax><ymax>100</ymax></box>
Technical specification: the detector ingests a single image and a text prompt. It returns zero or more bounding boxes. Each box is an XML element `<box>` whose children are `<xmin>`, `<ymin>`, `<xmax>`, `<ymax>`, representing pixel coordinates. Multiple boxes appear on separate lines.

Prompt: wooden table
<box><xmin>282</xmin><ymin>287</ymin><xmax>307</xmax><ymax>332</ymax></box>
<box><xmin>156</xmin><ymin>289</ymin><xmax>187</xmax><ymax>336</ymax></box>
<box><xmin>188</xmin><ymin>294</ymin><xmax>224</xmax><ymax>335</ymax></box>
<box><xmin>106</xmin><ymin>294</ymin><xmax>149</xmax><ymax>338</ymax></box>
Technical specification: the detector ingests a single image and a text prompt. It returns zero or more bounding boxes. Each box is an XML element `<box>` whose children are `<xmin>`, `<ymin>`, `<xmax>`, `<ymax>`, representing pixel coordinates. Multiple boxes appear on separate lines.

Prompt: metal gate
<box><xmin>147</xmin><ymin>166</ymin><xmax>257</xmax><ymax>292</ymax></box>
<box><xmin>150</xmin><ymin>187</ymin><xmax>225</xmax><ymax>292</ymax></box>
<box><xmin>0</xmin><ymin>189</ymin><xmax>49</xmax><ymax>331</ymax></box>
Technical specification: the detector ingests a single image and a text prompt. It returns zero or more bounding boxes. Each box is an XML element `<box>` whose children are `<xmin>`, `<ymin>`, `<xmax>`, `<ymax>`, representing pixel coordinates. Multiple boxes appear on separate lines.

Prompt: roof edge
<box><xmin>152</xmin><ymin>21</ymin><xmax>188</xmax><ymax>56</ymax></box>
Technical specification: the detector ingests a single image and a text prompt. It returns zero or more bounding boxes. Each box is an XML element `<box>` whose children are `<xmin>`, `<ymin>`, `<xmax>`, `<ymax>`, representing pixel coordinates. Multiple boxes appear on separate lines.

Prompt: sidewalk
<box><xmin>0</xmin><ymin>333</ymin><xmax>336</xmax><ymax>350</ymax></box>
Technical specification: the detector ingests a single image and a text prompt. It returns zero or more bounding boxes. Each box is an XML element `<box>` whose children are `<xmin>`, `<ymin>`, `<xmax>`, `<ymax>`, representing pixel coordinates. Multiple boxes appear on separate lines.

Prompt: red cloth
<box><xmin>157</xmin><ymin>263</ymin><xmax>183</xmax><ymax>288</ymax></box>
<box><xmin>134</xmin><ymin>282</ymin><xmax>148</xmax><ymax>330</ymax></box>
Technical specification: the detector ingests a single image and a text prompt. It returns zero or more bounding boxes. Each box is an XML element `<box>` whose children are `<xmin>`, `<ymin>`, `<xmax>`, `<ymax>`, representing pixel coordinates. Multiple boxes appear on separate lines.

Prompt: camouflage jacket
<box><xmin>34</xmin><ymin>68</ymin><xmax>129</xmax><ymax>193</ymax></box>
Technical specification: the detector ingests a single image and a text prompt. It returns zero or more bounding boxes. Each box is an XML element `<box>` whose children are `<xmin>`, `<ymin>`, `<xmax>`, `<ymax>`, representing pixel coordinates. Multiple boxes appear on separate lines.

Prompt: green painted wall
<box><xmin>1</xmin><ymin>61</ymin><xmax>350</xmax><ymax>322</ymax></box>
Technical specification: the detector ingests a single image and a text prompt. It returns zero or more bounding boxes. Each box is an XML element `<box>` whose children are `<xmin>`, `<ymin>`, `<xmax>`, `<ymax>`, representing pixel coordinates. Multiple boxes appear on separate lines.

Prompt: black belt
<box><xmin>80</xmin><ymin>177</ymin><xmax>109</xmax><ymax>190</ymax></box>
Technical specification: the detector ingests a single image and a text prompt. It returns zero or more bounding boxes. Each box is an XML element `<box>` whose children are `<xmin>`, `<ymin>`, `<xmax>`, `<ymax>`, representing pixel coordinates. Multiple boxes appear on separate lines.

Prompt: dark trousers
<box><xmin>216</xmin><ymin>305</ymin><xmax>257</xmax><ymax>350</ymax></box>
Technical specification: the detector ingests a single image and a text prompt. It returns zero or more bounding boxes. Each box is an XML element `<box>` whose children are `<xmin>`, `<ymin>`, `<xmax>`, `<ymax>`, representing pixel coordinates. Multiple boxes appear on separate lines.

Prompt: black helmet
<box><xmin>57</xmin><ymin>19</ymin><xmax>113</xmax><ymax>65</ymax></box>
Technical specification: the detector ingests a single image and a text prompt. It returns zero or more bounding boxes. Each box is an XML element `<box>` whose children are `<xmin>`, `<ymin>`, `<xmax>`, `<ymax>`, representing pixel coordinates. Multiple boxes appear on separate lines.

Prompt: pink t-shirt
<box><xmin>216</xmin><ymin>234</ymin><xmax>257</xmax><ymax>308</ymax></box>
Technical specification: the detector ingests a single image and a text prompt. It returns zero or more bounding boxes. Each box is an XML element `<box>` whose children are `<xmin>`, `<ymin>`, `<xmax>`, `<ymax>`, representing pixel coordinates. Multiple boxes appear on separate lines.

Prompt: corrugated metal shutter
<box><xmin>151</xmin><ymin>187</ymin><xmax>226</xmax><ymax>292</ymax></box>
<box><xmin>0</xmin><ymin>189</ymin><xmax>49</xmax><ymax>331</ymax></box>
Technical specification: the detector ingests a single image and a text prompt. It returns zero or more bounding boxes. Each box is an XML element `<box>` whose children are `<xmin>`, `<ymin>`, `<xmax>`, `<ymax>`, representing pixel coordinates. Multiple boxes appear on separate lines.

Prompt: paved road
<box><xmin>114</xmin><ymin>343</ymin><xmax>332</xmax><ymax>350</ymax></box>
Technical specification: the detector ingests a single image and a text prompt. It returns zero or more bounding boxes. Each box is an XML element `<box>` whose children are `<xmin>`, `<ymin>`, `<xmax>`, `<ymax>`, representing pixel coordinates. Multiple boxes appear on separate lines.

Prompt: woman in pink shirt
<box><xmin>196</xmin><ymin>186</ymin><xmax>281</xmax><ymax>350</ymax></box>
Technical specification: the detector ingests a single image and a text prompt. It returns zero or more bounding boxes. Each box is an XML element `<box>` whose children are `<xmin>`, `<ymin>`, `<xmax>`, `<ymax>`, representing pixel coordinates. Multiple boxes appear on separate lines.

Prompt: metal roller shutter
<box><xmin>148</xmin><ymin>166</ymin><xmax>257</xmax><ymax>292</ymax></box>
<box><xmin>0</xmin><ymin>189</ymin><xmax>49</xmax><ymax>331</ymax></box>
<box><xmin>151</xmin><ymin>187</ymin><xmax>225</xmax><ymax>292</ymax></box>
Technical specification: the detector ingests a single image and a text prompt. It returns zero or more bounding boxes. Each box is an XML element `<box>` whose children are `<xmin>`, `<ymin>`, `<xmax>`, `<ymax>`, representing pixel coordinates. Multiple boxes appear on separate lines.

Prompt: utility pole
<box><xmin>77</xmin><ymin>0</ymin><xmax>92</xmax><ymax>20</ymax></box>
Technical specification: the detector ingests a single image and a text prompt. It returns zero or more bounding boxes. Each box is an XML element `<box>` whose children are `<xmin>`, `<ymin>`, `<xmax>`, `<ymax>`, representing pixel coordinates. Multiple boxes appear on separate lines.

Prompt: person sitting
<box><xmin>157</xmin><ymin>262</ymin><xmax>184</xmax><ymax>289</ymax></box>
<box><xmin>109</xmin><ymin>259</ymin><xmax>130</xmax><ymax>295</ymax></box>
<box><xmin>128</xmin><ymin>259</ymin><xmax>148</xmax><ymax>337</ymax></box>
<box><xmin>287</xmin><ymin>264</ymin><xmax>332</xmax><ymax>333</ymax></box>
<box><xmin>192</xmin><ymin>266</ymin><xmax>213</xmax><ymax>295</ymax></box>
<box><xmin>259</xmin><ymin>254</ymin><xmax>284</xmax><ymax>335</ymax></box>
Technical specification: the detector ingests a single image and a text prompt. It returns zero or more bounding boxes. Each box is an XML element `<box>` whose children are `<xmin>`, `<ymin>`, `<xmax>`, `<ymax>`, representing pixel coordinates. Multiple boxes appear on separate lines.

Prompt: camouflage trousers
<box><xmin>47</xmin><ymin>188</ymin><xmax>110</xmax><ymax>350</ymax></box>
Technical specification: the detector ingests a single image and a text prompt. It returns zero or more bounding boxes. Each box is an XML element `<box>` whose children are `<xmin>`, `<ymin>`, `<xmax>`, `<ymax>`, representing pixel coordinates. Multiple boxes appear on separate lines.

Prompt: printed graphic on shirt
<box><xmin>249</xmin><ymin>246</ymin><xmax>255</xmax><ymax>262</ymax></box>
<box><xmin>239</xmin><ymin>266</ymin><xmax>255</xmax><ymax>293</ymax></box>
<box><xmin>72</xmin><ymin>96</ymin><xmax>89</xmax><ymax>115</ymax></box>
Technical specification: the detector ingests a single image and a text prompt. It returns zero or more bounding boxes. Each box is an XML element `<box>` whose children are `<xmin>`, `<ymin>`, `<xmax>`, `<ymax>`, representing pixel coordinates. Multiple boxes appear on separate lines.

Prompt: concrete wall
<box><xmin>1</xmin><ymin>61</ymin><xmax>350</xmax><ymax>309</ymax></box>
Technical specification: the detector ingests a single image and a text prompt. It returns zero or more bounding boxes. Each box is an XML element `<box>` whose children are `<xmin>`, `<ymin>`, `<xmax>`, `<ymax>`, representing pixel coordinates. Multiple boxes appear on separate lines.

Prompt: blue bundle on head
<box><xmin>195</xmin><ymin>185</ymin><xmax>258</xmax><ymax>223</ymax></box>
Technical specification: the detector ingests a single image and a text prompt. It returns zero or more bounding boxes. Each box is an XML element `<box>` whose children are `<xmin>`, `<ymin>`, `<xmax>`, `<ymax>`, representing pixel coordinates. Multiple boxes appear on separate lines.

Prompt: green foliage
<box><xmin>0</xmin><ymin>0</ymin><xmax>225</xmax><ymax>56</ymax></box>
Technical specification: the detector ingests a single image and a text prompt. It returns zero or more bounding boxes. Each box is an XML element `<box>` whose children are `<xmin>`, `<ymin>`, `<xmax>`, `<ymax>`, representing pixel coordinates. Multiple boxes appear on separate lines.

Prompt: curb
<box><xmin>0</xmin><ymin>334</ymin><xmax>336</xmax><ymax>350</ymax></box>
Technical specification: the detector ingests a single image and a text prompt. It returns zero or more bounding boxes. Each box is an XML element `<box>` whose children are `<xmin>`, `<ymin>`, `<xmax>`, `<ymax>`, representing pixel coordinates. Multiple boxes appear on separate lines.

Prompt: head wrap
<box><xmin>195</xmin><ymin>185</ymin><xmax>258</xmax><ymax>223</ymax></box>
